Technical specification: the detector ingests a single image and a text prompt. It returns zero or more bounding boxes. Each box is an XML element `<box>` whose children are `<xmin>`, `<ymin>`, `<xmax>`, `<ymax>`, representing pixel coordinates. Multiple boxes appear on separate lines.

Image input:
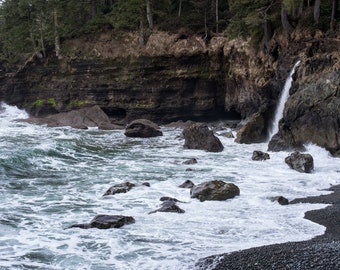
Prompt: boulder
<box><xmin>160</xmin><ymin>196</ymin><xmax>183</xmax><ymax>203</ymax></box>
<box><xmin>190</xmin><ymin>180</ymin><xmax>240</xmax><ymax>202</ymax></box>
<box><xmin>183</xmin><ymin>158</ymin><xmax>198</xmax><ymax>165</ymax></box>
<box><xmin>252</xmin><ymin>150</ymin><xmax>270</xmax><ymax>161</ymax></box>
<box><xmin>285</xmin><ymin>152</ymin><xmax>314</xmax><ymax>173</ymax></box>
<box><xmin>178</xmin><ymin>180</ymin><xmax>195</xmax><ymax>188</ymax></box>
<box><xmin>67</xmin><ymin>215</ymin><xmax>135</xmax><ymax>229</ymax></box>
<box><xmin>18</xmin><ymin>105</ymin><xmax>112</xmax><ymax>129</ymax></box>
<box><xmin>124</xmin><ymin>119</ymin><xmax>163</xmax><ymax>138</ymax></box>
<box><xmin>47</xmin><ymin>105</ymin><xmax>111</xmax><ymax>128</ymax></box>
<box><xmin>271</xmin><ymin>196</ymin><xmax>289</xmax><ymax>205</ymax></box>
<box><xmin>235</xmin><ymin>112</ymin><xmax>267</xmax><ymax>144</ymax></box>
<box><xmin>183</xmin><ymin>123</ymin><xmax>224</xmax><ymax>152</ymax></box>
<box><xmin>149</xmin><ymin>201</ymin><xmax>185</xmax><ymax>214</ymax></box>
<box><xmin>103</xmin><ymin>182</ymin><xmax>136</xmax><ymax>196</ymax></box>
<box><xmin>142</xmin><ymin>182</ymin><xmax>151</xmax><ymax>187</ymax></box>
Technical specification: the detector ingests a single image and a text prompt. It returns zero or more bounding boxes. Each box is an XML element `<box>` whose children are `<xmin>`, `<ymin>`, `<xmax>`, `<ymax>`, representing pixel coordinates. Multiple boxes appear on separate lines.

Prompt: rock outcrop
<box><xmin>190</xmin><ymin>180</ymin><xmax>240</xmax><ymax>202</ymax></box>
<box><xmin>268</xmin><ymin>37</ymin><xmax>340</xmax><ymax>157</ymax></box>
<box><xmin>183</xmin><ymin>123</ymin><xmax>224</xmax><ymax>152</ymax></box>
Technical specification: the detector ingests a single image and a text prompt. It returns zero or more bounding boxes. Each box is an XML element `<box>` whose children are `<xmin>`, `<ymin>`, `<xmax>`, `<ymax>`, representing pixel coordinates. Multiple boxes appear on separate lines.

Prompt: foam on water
<box><xmin>0</xmin><ymin>104</ymin><xmax>339</xmax><ymax>270</ymax></box>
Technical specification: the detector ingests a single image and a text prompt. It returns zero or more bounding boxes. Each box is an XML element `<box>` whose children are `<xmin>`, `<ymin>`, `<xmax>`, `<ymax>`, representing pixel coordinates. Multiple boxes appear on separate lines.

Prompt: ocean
<box><xmin>0</xmin><ymin>103</ymin><xmax>339</xmax><ymax>270</ymax></box>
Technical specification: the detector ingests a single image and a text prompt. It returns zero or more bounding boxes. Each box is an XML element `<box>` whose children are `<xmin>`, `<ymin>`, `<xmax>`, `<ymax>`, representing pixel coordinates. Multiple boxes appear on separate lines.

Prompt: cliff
<box><xmin>0</xmin><ymin>30</ymin><xmax>339</xmax><ymax>155</ymax></box>
<box><xmin>0</xmin><ymin>31</ymin><xmax>280</xmax><ymax>124</ymax></box>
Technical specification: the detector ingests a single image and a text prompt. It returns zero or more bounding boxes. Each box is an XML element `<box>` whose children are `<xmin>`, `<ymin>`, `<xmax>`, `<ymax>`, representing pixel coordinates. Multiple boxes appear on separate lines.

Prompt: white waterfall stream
<box><xmin>268</xmin><ymin>60</ymin><xmax>301</xmax><ymax>140</ymax></box>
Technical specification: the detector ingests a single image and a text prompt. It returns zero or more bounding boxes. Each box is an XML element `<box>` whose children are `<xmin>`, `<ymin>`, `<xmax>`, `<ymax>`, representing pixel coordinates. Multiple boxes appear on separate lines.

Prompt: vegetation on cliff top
<box><xmin>0</xmin><ymin>0</ymin><xmax>338</xmax><ymax>63</ymax></box>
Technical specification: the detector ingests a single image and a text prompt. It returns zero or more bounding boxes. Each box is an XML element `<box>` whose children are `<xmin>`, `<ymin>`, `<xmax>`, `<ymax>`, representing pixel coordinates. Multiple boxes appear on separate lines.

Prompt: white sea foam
<box><xmin>0</xmin><ymin>105</ymin><xmax>339</xmax><ymax>270</ymax></box>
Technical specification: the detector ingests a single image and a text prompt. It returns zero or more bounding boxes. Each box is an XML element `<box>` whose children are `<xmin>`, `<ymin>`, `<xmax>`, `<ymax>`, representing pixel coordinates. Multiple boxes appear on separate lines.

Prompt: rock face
<box><xmin>183</xmin><ymin>123</ymin><xmax>224</xmax><ymax>152</ymax></box>
<box><xmin>268</xmin><ymin>38</ymin><xmax>340</xmax><ymax>157</ymax></box>
<box><xmin>0</xmin><ymin>32</ymin><xmax>281</xmax><ymax>126</ymax></box>
<box><xmin>190</xmin><ymin>180</ymin><xmax>240</xmax><ymax>202</ymax></box>
<box><xmin>0</xmin><ymin>31</ymin><xmax>338</xmax><ymax>154</ymax></box>
<box><xmin>267</xmin><ymin>130</ymin><xmax>305</xmax><ymax>152</ymax></box>
<box><xmin>285</xmin><ymin>152</ymin><xmax>314</xmax><ymax>173</ymax></box>
<box><xmin>124</xmin><ymin>119</ymin><xmax>163</xmax><ymax>138</ymax></box>
<box><xmin>67</xmin><ymin>215</ymin><xmax>135</xmax><ymax>229</ymax></box>
<box><xmin>282</xmin><ymin>70</ymin><xmax>340</xmax><ymax>157</ymax></box>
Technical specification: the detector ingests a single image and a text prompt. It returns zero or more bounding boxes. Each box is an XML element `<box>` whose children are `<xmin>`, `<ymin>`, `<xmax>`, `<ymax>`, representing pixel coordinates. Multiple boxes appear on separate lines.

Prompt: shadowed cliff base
<box><xmin>196</xmin><ymin>184</ymin><xmax>340</xmax><ymax>269</ymax></box>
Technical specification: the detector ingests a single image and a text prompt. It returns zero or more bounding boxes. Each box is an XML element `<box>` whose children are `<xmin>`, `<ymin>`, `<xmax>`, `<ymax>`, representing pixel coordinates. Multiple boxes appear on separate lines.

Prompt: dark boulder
<box><xmin>160</xmin><ymin>196</ymin><xmax>183</xmax><ymax>203</ymax></box>
<box><xmin>67</xmin><ymin>215</ymin><xmax>135</xmax><ymax>229</ymax></box>
<box><xmin>235</xmin><ymin>112</ymin><xmax>267</xmax><ymax>144</ymax></box>
<box><xmin>190</xmin><ymin>180</ymin><xmax>240</xmax><ymax>202</ymax></box>
<box><xmin>252</xmin><ymin>150</ymin><xmax>270</xmax><ymax>161</ymax></box>
<box><xmin>183</xmin><ymin>123</ymin><xmax>224</xmax><ymax>152</ymax></box>
<box><xmin>103</xmin><ymin>182</ymin><xmax>136</xmax><ymax>196</ymax></box>
<box><xmin>47</xmin><ymin>105</ymin><xmax>111</xmax><ymax>128</ymax></box>
<box><xmin>271</xmin><ymin>196</ymin><xmax>289</xmax><ymax>205</ymax></box>
<box><xmin>179</xmin><ymin>180</ymin><xmax>195</xmax><ymax>188</ymax></box>
<box><xmin>149</xmin><ymin>201</ymin><xmax>185</xmax><ymax>214</ymax></box>
<box><xmin>124</xmin><ymin>119</ymin><xmax>163</xmax><ymax>138</ymax></box>
<box><xmin>142</xmin><ymin>182</ymin><xmax>151</xmax><ymax>187</ymax></box>
<box><xmin>285</xmin><ymin>152</ymin><xmax>314</xmax><ymax>173</ymax></box>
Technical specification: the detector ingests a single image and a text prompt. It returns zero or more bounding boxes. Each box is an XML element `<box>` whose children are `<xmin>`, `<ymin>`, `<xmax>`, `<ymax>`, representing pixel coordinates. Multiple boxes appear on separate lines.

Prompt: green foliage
<box><xmin>0</xmin><ymin>0</ymin><xmax>338</xmax><ymax>61</ymax></box>
<box><xmin>33</xmin><ymin>98</ymin><xmax>43</xmax><ymax>106</ymax></box>
<box><xmin>47</xmin><ymin>98</ymin><xmax>56</xmax><ymax>108</ymax></box>
<box><xmin>107</xmin><ymin>0</ymin><xmax>145</xmax><ymax>31</ymax></box>
<box><xmin>227</xmin><ymin>0</ymin><xmax>276</xmax><ymax>40</ymax></box>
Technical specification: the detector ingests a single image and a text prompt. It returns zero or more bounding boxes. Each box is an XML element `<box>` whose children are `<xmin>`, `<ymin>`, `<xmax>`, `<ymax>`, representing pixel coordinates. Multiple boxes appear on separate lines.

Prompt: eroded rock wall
<box><xmin>0</xmin><ymin>32</ymin><xmax>278</xmax><ymax>125</ymax></box>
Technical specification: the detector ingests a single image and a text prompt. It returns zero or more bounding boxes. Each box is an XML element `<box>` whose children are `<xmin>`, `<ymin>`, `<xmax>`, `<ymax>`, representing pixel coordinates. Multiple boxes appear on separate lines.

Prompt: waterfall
<box><xmin>268</xmin><ymin>60</ymin><xmax>300</xmax><ymax>140</ymax></box>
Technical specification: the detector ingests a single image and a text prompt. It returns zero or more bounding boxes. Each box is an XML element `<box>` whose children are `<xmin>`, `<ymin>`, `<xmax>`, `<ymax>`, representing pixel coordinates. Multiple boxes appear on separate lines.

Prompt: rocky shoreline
<box><xmin>196</xmin><ymin>184</ymin><xmax>340</xmax><ymax>269</ymax></box>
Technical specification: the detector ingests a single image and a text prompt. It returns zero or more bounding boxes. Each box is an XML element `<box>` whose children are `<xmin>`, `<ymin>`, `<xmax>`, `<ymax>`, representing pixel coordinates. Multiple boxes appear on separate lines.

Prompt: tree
<box><xmin>146</xmin><ymin>0</ymin><xmax>153</xmax><ymax>29</ymax></box>
<box><xmin>313</xmin><ymin>0</ymin><xmax>320</xmax><ymax>24</ymax></box>
<box><xmin>330</xmin><ymin>0</ymin><xmax>338</xmax><ymax>30</ymax></box>
<box><xmin>281</xmin><ymin>2</ymin><xmax>294</xmax><ymax>33</ymax></box>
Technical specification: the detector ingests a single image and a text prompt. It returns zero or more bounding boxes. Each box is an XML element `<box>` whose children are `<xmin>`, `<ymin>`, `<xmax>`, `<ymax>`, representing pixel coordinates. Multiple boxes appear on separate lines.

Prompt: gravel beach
<box><xmin>196</xmin><ymin>185</ymin><xmax>340</xmax><ymax>269</ymax></box>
